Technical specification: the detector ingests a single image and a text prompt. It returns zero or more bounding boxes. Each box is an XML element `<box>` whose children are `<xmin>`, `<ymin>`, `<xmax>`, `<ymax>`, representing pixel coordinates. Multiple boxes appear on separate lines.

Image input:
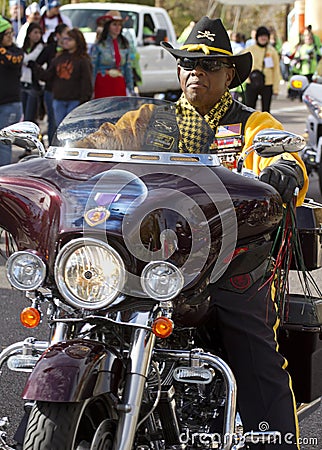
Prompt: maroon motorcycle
<box><xmin>0</xmin><ymin>97</ymin><xmax>321</xmax><ymax>450</ymax></box>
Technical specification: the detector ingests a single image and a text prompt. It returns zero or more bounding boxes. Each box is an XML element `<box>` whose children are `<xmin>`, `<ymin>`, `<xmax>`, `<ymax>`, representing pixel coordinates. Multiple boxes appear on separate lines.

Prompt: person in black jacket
<box><xmin>34</xmin><ymin>23</ymin><xmax>69</xmax><ymax>144</ymax></box>
<box><xmin>0</xmin><ymin>15</ymin><xmax>24</xmax><ymax>165</ymax></box>
<box><xmin>162</xmin><ymin>18</ymin><xmax>304</xmax><ymax>450</ymax></box>
<box><xmin>21</xmin><ymin>22</ymin><xmax>44</xmax><ymax>123</ymax></box>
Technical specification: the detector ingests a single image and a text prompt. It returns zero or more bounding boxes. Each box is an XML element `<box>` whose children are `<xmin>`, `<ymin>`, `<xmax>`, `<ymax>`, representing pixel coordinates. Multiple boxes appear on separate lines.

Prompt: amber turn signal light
<box><xmin>152</xmin><ymin>317</ymin><xmax>174</xmax><ymax>338</ymax></box>
<box><xmin>20</xmin><ymin>307</ymin><xmax>41</xmax><ymax>328</ymax></box>
<box><xmin>291</xmin><ymin>79</ymin><xmax>303</xmax><ymax>89</ymax></box>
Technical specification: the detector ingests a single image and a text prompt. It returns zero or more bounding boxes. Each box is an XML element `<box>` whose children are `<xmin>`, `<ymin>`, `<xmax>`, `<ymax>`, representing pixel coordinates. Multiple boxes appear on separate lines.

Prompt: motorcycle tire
<box><xmin>22</xmin><ymin>395</ymin><xmax>116</xmax><ymax>450</ymax></box>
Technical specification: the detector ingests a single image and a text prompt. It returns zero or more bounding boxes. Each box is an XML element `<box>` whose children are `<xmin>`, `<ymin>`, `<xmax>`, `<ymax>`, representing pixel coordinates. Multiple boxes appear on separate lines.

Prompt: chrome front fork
<box><xmin>113</xmin><ymin>311</ymin><xmax>157</xmax><ymax>450</ymax></box>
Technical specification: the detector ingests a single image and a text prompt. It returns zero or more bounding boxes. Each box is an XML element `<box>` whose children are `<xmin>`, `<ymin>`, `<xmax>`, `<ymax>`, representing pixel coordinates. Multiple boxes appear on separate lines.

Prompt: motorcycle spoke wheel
<box><xmin>23</xmin><ymin>395</ymin><xmax>114</xmax><ymax>450</ymax></box>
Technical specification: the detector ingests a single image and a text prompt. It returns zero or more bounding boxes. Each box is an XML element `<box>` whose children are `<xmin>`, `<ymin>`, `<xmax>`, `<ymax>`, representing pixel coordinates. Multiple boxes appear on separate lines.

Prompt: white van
<box><xmin>60</xmin><ymin>2</ymin><xmax>181</xmax><ymax>98</ymax></box>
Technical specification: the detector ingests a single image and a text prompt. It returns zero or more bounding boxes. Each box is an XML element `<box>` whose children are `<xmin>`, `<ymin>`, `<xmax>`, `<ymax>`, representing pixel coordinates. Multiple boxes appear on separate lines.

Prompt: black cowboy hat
<box><xmin>161</xmin><ymin>17</ymin><xmax>252</xmax><ymax>89</ymax></box>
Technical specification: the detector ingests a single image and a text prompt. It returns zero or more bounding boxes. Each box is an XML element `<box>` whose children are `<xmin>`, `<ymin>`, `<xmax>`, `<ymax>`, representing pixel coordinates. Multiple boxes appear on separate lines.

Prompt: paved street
<box><xmin>272</xmin><ymin>83</ymin><xmax>322</xmax><ymax>449</ymax></box>
<box><xmin>0</xmin><ymin>88</ymin><xmax>321</xmax><ymax>448</ymax></box>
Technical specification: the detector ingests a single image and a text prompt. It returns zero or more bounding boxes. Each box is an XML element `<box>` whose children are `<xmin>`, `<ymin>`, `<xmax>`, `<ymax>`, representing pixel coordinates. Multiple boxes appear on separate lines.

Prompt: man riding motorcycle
<box><xmin>75</xmin><ymin>17</ymin><xmax>308</xmax><ymax>450</ymax></box>
<box><xmin>79</xmin><ymin>19</ymin><xmax>307</xmax><ymax>205</ymax></box>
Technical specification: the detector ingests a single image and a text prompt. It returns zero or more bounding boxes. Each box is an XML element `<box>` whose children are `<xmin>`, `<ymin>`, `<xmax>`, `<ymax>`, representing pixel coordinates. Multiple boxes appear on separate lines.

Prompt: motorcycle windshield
<box><xmin>49</xmin><ymin>97</ymin><xmax>218</xmax><ymax>159</ymax></box>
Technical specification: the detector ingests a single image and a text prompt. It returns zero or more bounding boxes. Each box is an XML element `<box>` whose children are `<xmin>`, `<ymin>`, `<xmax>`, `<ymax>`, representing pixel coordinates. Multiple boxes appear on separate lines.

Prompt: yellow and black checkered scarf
<box><xmin>176</xmin><ymin>90</ymin><xmax>233</xmax><ymax>153</ymax></box>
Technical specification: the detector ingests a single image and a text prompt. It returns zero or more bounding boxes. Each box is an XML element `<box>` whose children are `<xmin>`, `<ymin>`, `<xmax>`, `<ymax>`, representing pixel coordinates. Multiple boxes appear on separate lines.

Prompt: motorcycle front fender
<box><xmin>22</xmin><ymin>339</ymin><xmax>124</xmax><ymax>402</ymax></box>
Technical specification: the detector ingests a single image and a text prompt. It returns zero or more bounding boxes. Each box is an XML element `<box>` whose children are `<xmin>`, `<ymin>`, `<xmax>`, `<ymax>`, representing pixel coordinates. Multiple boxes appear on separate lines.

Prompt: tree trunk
<box><xmin>155</xmin><ymin>0</ymin><xmax>165</xmax><ymax>8</ymax></box>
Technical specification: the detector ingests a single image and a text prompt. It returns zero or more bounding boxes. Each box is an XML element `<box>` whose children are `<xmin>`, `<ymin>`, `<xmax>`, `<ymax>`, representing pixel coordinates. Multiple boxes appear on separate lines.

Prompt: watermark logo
<box><xmin>258</xmin><ymin>421</ymin><xmax>270</xmax><ymax>432</ymax></box>
<box><xmin>178</xmin><ymin>423</ymin><xmax>319</xmax><ymax>447</ymax></box>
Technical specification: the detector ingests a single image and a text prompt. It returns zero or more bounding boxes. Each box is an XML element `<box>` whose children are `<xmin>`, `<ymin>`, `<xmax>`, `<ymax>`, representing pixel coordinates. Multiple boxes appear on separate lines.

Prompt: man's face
<box><xmin>178</xmin><ymin>58</ymin><xmax>235</xmax><ymax>116</ymax></box>
<box><xmin>47</xmin><ymin>6</ymin><xmax>60</xmax><ymax>18</ymax></box>
<box><xmin>257</xmin><ymin>34</ymin><xmax>269</xmax><ymax>46</ymax></box>
<box><xmin>28</xmin><ymin>11</ymin><xmax>41</xmax><ymax>23</ymax></box>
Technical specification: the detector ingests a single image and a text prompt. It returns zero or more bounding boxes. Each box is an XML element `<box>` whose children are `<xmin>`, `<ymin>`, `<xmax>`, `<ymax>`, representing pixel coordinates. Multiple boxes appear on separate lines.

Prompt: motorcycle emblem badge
<box><xmin>84</xmin><ymin>192</ymin><xmax>120</xmax><ymax>227</ymax></box>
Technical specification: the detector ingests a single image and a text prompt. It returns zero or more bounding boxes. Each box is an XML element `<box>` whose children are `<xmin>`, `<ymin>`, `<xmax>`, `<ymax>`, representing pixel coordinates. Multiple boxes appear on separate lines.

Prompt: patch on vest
<box><xmin>210</xmin><ymin>123</ymin><xmax>244</xmax><ymax>170</ymax></box>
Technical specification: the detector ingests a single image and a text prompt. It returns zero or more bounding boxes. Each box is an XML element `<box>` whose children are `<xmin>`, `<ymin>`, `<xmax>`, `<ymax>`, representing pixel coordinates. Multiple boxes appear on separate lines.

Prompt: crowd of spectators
<box><xmin>0</xmin><ymin>1</ymin><xmax>141</xmax><ymax>164</ymax></box>
<box><xmin>225</xmin><ymin>22</ymin><xmax>322</xmax><ymax>106</ymax></box>
<box><xmin>1</xmin><ymin>2</ymin><xmax>322</xmax><ymax>165</ymax></box>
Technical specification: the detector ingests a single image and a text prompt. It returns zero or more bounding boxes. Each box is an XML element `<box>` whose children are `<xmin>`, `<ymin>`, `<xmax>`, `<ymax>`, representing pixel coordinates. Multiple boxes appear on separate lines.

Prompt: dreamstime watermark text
<box><xmin>179</xmin><ymin>423</ymin><xmax>319</xmax><ymax>447</ymax></box>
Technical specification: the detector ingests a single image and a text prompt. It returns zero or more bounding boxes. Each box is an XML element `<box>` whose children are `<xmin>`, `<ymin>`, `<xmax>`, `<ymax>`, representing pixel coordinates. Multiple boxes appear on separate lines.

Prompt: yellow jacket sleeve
<box><xmin>241</xmin><ymin>111</ymin><xmax>309</xmax><ymax>206</ymax></box>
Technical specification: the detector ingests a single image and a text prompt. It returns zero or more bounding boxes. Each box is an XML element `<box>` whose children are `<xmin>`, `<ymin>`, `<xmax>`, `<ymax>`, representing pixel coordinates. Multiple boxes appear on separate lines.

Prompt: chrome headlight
<box><xmin>141</xmin><ymin>261</ymin><xmax>184</xmax><ymax>300</ymax></box>
<box><xmin>6</xmin><ymin>251</ymin><xmax>46</xmax><ymax>291</ymax></box>
<box><xmin>55</xmin><ymin>238</ymin><xmax>125</xmax><ymax>310</ymax></box>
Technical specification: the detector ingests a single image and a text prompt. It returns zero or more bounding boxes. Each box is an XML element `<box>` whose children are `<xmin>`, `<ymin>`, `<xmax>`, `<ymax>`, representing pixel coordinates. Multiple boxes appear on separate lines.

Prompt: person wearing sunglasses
<box><xmin>77</xmin><ymin>17</ymin><xmax>308</xmax><ymax>450</ymax></box>
<box><xmin>161</xmin><ymin>18</ymin><xmax>307</xmax><ymax>450</ymax></box>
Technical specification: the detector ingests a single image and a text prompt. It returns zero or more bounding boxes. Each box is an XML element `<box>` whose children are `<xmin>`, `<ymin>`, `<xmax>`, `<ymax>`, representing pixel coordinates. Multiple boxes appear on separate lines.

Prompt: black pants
<box><xmin>245</xmin><ymin>83</ymin><xmax>273</xmax><ymax>113</ymax></box>
<box><xmin>209</xmin><ymin>279</ymin><xmax>299</xmax><ymax>449</ymax></box>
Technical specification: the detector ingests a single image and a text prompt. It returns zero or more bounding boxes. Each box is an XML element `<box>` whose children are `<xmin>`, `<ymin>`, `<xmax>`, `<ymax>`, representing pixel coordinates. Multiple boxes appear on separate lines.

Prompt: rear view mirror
<box><xmin>0</xmin><ymin>121</ymin><xmax>45</xmax><ymax>156</ymax></box>
<box><xmin>253</xmin><ymin>129</ymin><xmax>306</xmax><ymax>157</ymax></box>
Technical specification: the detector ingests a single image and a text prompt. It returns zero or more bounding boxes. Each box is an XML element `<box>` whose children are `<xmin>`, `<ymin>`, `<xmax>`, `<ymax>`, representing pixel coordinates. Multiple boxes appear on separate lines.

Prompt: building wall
<box><xmin>289</xmin><ymin>0</ymin><xmax>322</xmax><ymax>47</ymax></box>
<box><xmin>304</xmin><ymin>0</ymin><xmax>322</xmax><ymax>39</ymax></box>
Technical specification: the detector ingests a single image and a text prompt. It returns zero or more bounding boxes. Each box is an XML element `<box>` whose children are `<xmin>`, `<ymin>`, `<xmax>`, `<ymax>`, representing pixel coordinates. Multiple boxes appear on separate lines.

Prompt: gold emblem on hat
<box><xmin>84</xmin><ymin>207</ymin><xmax>111</xmax><ymax>227</ymax></box>
<box><xmin>197</xmin><ymin>30</ymin><xmax>216</xmax><ymax>41</ymax></box>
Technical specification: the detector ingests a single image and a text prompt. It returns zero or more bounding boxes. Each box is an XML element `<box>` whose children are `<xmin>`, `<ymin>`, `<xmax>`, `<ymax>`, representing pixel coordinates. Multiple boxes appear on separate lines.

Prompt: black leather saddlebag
<box><xmin>279</xmin><ymin>294</ymin><xmax>322</xmax><ymax>403</ymax></box>
<box><xmin>292</xmin><ymin>199</ymin><xmax>322</xmax><ymax>270</ymax></box>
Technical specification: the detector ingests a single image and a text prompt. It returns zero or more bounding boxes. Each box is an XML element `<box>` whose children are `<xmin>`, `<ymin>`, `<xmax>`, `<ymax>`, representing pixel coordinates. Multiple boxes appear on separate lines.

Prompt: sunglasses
<box><xmin>178</xmin><ymin>58</ymin><xmax>233</xmax><ymax>72</ymax></box>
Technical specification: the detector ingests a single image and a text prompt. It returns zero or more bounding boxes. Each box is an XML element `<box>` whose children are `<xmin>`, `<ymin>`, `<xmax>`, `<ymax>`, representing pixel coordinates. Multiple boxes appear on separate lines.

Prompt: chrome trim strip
<box><xmin>297</xmin><ymin>397</ymin><xmax>321</xmax><ymax>421</ymax></box>
<box><xmin>114</xmin><ymin>311</ymin><xmax>157</xmax><ymax>450</ymax></box>
<box><xmin>45</xmin><ymin>147</ymin><xmax>221</xmax><ymax>166</ymax></box>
